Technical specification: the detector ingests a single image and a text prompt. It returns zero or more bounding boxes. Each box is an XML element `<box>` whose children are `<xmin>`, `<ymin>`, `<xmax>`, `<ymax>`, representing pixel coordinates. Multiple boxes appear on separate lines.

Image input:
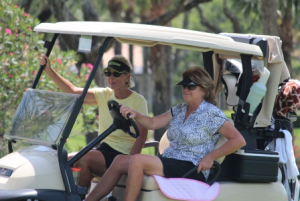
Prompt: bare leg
<box><xmin>85</xmin><ymin>155</ymin><xmax>132</xmax><ymax>201</ymax></box>
<box><xmin>74</xmin><ymin>150</ymin><xmax>107</xmax><ymax>187</ymax></box>
<box><xmin>124</xmin><ymin>154</ymin><xmax>164</xmax><ymax>201</ymax></box>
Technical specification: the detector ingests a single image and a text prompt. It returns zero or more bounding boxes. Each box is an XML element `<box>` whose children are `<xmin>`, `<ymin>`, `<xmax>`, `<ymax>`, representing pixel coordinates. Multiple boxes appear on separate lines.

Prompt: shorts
<box><xmin>159</xmin><ymin>156</ymin><xmax>205</xmax><ymax>182</ymax></box>
<box><xmin>96</xmin><ymin>143</ymin><xmax>124</xmax><ymax>169</ymax></box>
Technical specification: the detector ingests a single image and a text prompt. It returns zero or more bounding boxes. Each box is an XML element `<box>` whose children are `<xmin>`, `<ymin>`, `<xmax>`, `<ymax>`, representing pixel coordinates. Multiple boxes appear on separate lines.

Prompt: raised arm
<box><xmin>197</xmin><ymin>120</ymin><xmax>246</xmax><ymax>172</ymax></box>
<box><xmin>40</xmin><ymin>55</ymin><xmax>97</xmax><ymax>105</ymax></box>
<box><xmin>120</xmin><ymin>105</ymin><xmax>172</xmax><ymax>130</ymax></box>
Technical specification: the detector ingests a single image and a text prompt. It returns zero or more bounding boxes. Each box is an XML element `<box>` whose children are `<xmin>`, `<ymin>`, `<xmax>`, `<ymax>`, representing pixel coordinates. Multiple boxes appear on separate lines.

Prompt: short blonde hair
<box><xmin>182</xmin><ymin>67</ymin><xmax>217</xmax><ymax>105</ymax></box>
<box><xmin>108</xmin><ymin>55</ymin><xmax>135</xmax><ymax>88</ymax></box>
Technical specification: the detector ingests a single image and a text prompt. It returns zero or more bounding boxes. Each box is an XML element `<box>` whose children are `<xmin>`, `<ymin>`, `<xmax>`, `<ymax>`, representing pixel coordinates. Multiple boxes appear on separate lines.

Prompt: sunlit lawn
<box><xmin>294</xmin><ymin>128</ymin><xmax>300</xmax><ymax>143</ymax></box>
<box><xmin>293</xmin><ymin>128</ymin><xmax>300</xmax><ymax>155</ymax></box>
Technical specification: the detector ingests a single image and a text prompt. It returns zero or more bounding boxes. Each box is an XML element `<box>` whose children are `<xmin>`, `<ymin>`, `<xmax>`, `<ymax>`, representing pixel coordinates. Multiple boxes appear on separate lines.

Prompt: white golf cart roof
<box><xmin>34</xmin><ymin>21</ymin><xmax>263</xmax><ymax>58</ymax></box>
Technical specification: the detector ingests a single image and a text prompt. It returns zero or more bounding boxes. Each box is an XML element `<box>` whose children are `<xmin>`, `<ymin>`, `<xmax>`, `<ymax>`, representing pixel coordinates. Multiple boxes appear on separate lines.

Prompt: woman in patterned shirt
<box><xmin>85</xmin><ymin>67</ymin><xmax>246</xmax><ymax>201</ymax></box>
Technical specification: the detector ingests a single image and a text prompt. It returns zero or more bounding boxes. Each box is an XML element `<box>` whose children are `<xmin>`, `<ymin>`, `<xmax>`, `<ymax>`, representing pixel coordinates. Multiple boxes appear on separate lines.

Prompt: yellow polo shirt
<box><xmin>93</xmin><ymin>87</ymin><xmax>148</xmax><ymax>154</ymax></box>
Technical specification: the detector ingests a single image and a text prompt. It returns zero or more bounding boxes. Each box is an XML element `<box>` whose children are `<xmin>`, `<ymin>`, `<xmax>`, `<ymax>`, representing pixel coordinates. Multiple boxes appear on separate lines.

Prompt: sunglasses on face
<box><xmin>104</xmin><ymin>71</ymin><xmax>125</xmax><ymax>77</ymax></box>
<box><xmin>181</xmin><ymin>85</ymin><xmax>198</xmax><ymax>90</ymax></box>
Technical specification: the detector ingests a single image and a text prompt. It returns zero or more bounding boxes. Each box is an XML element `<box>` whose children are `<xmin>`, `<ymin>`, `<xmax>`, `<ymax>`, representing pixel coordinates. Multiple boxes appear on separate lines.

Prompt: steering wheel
<box><xmin>107</xmin><ymin>100</ymin><xmax>140</xmax><ymax>138</ymax></box>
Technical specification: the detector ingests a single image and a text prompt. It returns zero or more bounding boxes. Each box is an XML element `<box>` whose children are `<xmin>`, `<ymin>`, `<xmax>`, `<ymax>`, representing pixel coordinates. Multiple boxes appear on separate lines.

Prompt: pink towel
<box><xmin>153</xmin><ymin>175</ymin><xmax>220</xmax><ymax>201</ymax></box>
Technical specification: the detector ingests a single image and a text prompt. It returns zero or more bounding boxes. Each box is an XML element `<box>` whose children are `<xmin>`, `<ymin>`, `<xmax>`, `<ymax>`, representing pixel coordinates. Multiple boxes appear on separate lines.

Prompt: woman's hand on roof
<box><xmin>39</xmin><ymin>55</ymin><xmax>51</xmax><ymax>72</ymax></box>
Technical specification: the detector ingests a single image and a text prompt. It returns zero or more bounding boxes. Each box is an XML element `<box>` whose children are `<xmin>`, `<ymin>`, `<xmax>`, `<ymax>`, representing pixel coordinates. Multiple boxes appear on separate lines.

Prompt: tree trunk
<box><xmin>196</xmin><ymin>5</ymin><xmax>222</xmax><ymax>33</ymax></box>
<box><xmin>124</xmin><ymin>0</ymin><xmax>134</xmax><ymax>65</ymax></box>
<box><xmin>166</xmin><ymin>45</ymin><xmax>174</xmax><ymax>105</ymax></box>
<box><xmin>20</xmin><ymin>0</ymin><xmax>32</xmax><ymax>13</ymax></box>
<box><xmin>223</xmin><ymin>0</ymin><xmax>241</xmax><ymax>33</ymax></box>
<box><xmin>108</xmin><ymin>0</ymin><xmax>122</xmax><ymax>55</ymax></box>
<box><xmin>261</xmin><ymin>0</ymin><xmax>293</xmax><ymax>76</ymax></box>
<box><xmin>261</xmin><ymin>0</ymin><xmax>279</xmax><ymax>36</ymax></box>
<box><xmin>279</xmin><ymin>16</ymin><xmax>294</xmax><ymax>77</ymax></box>
<box><xmin>82</xmin><ymin>0</ymin><xmax>106</xmax><ymax>87</ymax></box>
<box><xmin>142</xmin><ymin>47</ymin><xmax>152</xmax><ymax>111</ymax></box>
<box><xmin>37</xmin><ymin>6</ymin><xmax>52</xmax><ymax>22</ymax></box>
<box><xmin>150</xmin><ymin>45</ymin><xmax>171</xmax><ymax>141</ymax></box>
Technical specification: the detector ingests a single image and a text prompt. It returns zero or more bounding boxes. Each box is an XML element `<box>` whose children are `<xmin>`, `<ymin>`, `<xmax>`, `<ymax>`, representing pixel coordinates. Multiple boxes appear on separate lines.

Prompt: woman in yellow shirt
<box><xmin>39</xmin><ymin>54</ymin><xmax>148</xmax><ymax>188</ymax></box>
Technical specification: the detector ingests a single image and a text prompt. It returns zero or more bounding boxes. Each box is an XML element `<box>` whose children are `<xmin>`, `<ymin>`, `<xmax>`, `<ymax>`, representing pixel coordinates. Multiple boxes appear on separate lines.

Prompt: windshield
<box><xmin>5</xmin><ymin>89</ymin><xmax>79</xmax><ymax>146</ymax></box>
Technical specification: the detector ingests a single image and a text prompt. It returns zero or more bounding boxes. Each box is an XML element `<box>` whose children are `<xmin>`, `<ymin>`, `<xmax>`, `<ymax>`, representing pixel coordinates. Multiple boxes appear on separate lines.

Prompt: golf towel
<box><xmin>153</xmin><ymin>175</ymin><xmax>220</xmax><ymax>201</ymax></box>
<box><xmin>275</xmin><ymin>129</ymin><xmax>299</xmax><ymax>179</ymax></box>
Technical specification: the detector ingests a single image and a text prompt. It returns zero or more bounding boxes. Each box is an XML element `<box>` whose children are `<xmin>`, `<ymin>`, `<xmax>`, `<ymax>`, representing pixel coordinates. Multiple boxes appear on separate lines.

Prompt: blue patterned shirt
<box><xmin>162</xmin><ymin>100</ymin><xmax>227</xmax><ymax>180</ymax></box>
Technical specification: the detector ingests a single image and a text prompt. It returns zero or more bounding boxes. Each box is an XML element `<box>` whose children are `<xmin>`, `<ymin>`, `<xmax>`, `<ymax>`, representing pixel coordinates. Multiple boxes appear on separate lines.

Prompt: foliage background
<box><xmin>0</xmin><ymin>0</ymin><xmax>98</xmax><ymax>156</ymax></box>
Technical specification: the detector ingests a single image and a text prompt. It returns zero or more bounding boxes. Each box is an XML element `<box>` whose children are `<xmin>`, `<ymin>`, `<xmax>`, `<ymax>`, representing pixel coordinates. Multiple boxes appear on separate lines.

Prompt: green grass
<box><xmin>294</xmin><ymin>128</ymin><xmax>300</xmax><ymax>139</ymax></box>
<box><xmin>64</xmin><ymin>113</ymin><xmax>87</xmax><ymax>152</ymax></box>
<box><xmin>142</xmin><ymin>147</ymin><xmax>156</xmax><ymax>156</ymax></box>
<box><xmin>292</xmin><ymin>128</ymin><xmax>300</xmax><ymax>170</ymax></box>
<box><xmin>293</xmin><ymin>128</ymin><xmax>300</xmax><ymax>150</ymax></box>
<box><xmin>223</xmin><ymin>110</ymin><xmax>232</xmax><ymax>118</ymax></box>
<box><xmin>66</xmin><ymin>135</ymin><xmax>86</xmax><ymax>152</ymax></box>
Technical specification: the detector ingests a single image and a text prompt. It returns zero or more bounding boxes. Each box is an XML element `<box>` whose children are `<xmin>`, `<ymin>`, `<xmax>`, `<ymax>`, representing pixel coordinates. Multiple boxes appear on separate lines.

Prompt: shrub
<box><xmin>0</xmin><ymin>0</ymin><xmax>97</xmax><ymax>156</ymax></box>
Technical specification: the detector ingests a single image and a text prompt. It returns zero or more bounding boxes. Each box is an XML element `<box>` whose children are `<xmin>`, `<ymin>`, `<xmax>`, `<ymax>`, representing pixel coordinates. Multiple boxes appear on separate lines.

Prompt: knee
<box><xmin>110</xmin><ymin>155</ymin><xmax>130</xmax><ymax>171</ymax></box>
<box><xmin>129</xmin><ymin>154</ymin><xmax>144</xmax><ymax>169</ymax></box>
<box><xmin>74</xmin><ymin>153</ymin><xmax>92</xmax><ymax>168</ymax></box>
<box><xmin>113</xmin><ymin>155</ymin><xmax>127</xmax><ymax>164</ymax></box>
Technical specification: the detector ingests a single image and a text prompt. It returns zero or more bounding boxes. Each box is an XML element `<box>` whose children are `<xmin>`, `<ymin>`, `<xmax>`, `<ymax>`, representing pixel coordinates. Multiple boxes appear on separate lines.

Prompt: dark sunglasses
<box><xmin>104</xmin><ymin>71</ymin><xmax>125</xmax><ymax>77</ymax></box>
<box><xmin>181</xmin><ymin>85</ymin><xmax>198</xmax><ymax>90</ymax></box>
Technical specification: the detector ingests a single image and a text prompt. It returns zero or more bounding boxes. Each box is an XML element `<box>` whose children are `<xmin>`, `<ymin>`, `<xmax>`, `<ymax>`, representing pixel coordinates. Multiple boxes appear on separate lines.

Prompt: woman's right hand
<box><xmin>120</xmin><ymin>104</ymin><xmax>137</xmax><ymax>119</ymax></box>
<box><xmin>39</xmin><ymin>55</ymin><xmax>51</xmax><ymax>72</ymax></box>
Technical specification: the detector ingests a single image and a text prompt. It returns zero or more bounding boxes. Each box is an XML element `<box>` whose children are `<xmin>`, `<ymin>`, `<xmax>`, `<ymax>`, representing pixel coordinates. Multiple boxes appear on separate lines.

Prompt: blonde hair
<box><xmin>108</xmin><ymin>55</ymin><xmax>135</xmax><ymax>88</ymax></box>
<box><xmin>182</xmin><ymin>67</ymin><xmax>217</xmax><ymax>106</ymax></box>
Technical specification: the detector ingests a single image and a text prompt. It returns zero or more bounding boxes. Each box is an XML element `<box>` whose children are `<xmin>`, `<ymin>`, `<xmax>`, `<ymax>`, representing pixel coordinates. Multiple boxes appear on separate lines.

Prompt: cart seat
<box><xmin>114</xmin><ymin>131</ymin><xmax>228</xmax><ymax>191</ymax></box>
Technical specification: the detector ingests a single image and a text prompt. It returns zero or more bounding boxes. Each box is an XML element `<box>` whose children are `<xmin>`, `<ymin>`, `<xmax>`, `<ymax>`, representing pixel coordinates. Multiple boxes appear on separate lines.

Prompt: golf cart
<box><xmin>0</xmin><ymin>21</ymin><xmax>297</xmax><ymax>201</ymax></box>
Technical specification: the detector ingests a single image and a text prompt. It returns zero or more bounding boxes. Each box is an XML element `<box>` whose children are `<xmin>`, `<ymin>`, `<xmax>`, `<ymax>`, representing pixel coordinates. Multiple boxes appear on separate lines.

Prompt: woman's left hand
<box><xmin>197</xmin><ymin>155</ymin><xmax>213</xmax><ymax>173</ymax></box>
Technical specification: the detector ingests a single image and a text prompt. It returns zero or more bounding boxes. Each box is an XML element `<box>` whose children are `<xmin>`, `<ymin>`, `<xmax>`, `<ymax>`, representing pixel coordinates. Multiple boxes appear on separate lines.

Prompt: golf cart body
<box><xmin>0</xmin><ymin>21</ymin><xmax>297</xmax><ymax>201</ymax></box>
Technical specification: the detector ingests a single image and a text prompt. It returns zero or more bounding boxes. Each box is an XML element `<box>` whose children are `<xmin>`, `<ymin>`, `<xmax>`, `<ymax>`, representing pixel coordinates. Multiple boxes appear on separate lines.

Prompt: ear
<box><xmin>201</xmin><ymin>87</ymin><xmax>206</xmax><ymax>96</ymax></box>
<box><xmin>125</xmin><ymin>73</ymin><xmax>130</xmax><ymax>82</ymax></box>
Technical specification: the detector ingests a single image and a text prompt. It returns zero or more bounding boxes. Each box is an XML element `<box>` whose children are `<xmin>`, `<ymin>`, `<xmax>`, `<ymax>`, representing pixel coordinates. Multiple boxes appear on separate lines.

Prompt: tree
<box><xmin>261</xmin><ymin>0</ymin><xmax>279</xmax><ymax>35</ymax></box>
<box><xmin>107</xmin><ymin>0</ymin><xmax>123</xmax><ymax>55</ymax></box>
<box><xmin>230</xmin><ymin>0</ymin><xmax>300</xmax><ymax>76</ymax></box>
